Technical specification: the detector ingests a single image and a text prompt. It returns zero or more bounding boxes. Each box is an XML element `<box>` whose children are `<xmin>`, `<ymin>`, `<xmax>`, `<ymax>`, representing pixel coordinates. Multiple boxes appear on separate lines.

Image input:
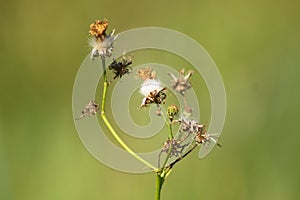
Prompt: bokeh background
<box><xmin>1</xmin><ymin>0</ymin><xmax>300</xmax><ymax>199</ymax></box>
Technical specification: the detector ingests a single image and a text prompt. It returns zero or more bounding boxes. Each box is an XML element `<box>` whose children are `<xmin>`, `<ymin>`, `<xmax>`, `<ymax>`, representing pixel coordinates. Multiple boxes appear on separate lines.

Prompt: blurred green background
<box><xmin>1</xmin><ymin>0</ymin><xmax>300</xmax><ymax>199</ymax></box>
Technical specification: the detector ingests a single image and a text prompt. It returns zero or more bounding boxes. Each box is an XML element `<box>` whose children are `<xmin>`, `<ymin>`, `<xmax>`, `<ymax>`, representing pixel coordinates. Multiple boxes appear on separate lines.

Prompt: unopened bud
<box><xmin>167</xmin><ymin>105</ymin><xmax>179</xmax><ymax>122</ymax></box>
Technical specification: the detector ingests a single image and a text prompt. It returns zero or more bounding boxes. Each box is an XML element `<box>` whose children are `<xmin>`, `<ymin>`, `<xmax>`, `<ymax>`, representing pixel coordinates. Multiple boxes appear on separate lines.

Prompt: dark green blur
<box><xmin>1</xmin><ymin>0</ymin><xmax>300</xmax><ymax>199</ymax></box>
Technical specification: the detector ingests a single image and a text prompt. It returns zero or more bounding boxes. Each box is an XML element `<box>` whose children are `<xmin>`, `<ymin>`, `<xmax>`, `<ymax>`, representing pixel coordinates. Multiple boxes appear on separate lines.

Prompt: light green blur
<box><xmin>1</xmin><ymin>0</ymin><xmax>300</xmax><ymax>199</ymax></box>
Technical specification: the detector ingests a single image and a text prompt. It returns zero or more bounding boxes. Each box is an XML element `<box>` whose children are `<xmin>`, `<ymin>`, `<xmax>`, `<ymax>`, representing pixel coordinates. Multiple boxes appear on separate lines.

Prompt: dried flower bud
<box><xmin>194</xmin><ymin>125</ymin><xmax>222</xmax><ymax>147</ymax></box>
<box><xmin>168</xmin><ymin>69</ymin><xmax>193</xmax><ymax>96</ymax></box>
<box><xmin>136</xmin><ymin>67</ymin><xmax>156</xmax><ymax>81</ymax></box>
<box><xmin>77</xmin><ymin>100</ymin><xmax>99</xmax><ymax>120</ymax></box>
<box><xmin>182</xmin><ymin>106</ymin><xmax>193</xmax><ymax>118</ymax></box>
<box><xmin>178</xmin><ymin>117</ymin><xmax>201</xmax><ymax>135</ymax></box>
<box><xmin>89</xmin><ymin>19</ymin><xmax>108</xmax><ymax>41</ymax></box>
<box><xmin>108</xmin><ymin>53</ymin><xmax>132</xmax><ymax>79</ymax></box>
<box><xmin>88</xmin><ymin>19</ymin><xmax>118</xmax><ymax>59</ymax></box>
<box><xmin>155</xmin><ymin>108</ymin><xmax>162</xmax><ymax>116</ymax></box>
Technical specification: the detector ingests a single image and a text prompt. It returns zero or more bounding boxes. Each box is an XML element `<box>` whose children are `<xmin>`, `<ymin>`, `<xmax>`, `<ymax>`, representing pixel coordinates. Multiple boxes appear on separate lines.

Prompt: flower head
<box><xmin>89</xmin><ymin>19</ymin><xmax>118</xmax><ymax>59</ymax></box>
<box><xmin>108</xmin><ymin>53</ymin><xmax>132</xmax><ymax>79</ymax></box>
<box><xmin>89</xmin><ymin>19</ymin><xmax>108</xmax><ymax>41</ymax></box>
<box><xmin>175</xmin><ymin>116</ymin><xmax>222</xmax><ymax>148</ymax></box>
<box><xmin>135</xmin><ymin>67</ymin><xmax>156</xmax><ymax>81</ymax></box>
<box><xmin>139</xmin><ymin>79</ymin><xmax>167</xmax><ymax>108</ymax></box>
<box><xmin>77</xmin><ymin>100</ymin><xmax>99</xmax><ymax>120</ymax></box>
<box><xmin>168</xmin><ymin>69</ymin><xmax>193</xmax><ymax>96</ymax></box>
<box><xmin>195</xmin><ymin>126</ymin><xmax>221</xmax><ymax>147</ymax></box>
<box><xmin>176</xmin><ymin>116</ymin><xmax>202</xmax><ymax>135</ymax></box>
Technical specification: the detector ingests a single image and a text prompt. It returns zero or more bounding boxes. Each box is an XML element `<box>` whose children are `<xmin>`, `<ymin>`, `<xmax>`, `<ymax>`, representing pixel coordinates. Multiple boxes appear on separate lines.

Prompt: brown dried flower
<box><xmin>108</xmin><ymin>54</ymin><xmax>132</xmax><ymax>79</ymax></box>
<box><xmin>139</xmin><ymin>79</ymin><xmax>167</xmax><ymax>108</ymax></box>
<box><xmin>89</xmin><ymin>19</ymin><xmax>108</xmax><ymax>41</ymax></box>
<box><xmin>88</xmin><ymin>18</ymin><xmax>117</xmax><ymax>59</ymax></box>
<box><xmin>136</xmin><ymin>67</ymin><xmax>157</xmax><ymax>81</ymax></box>
<box><xmin>77</xmin><ymin>100</ymin><xmax>99</xmax><ymax>120</ymax></box>
<box><xmin>194</xmin><ymin>124</ymin><xmax>222</xmax><ymax>147</ymax></box>
<box><xmin>168</xmin><ymin>69</ymin><xmax>193</xmax><ymax>96</ymax></box>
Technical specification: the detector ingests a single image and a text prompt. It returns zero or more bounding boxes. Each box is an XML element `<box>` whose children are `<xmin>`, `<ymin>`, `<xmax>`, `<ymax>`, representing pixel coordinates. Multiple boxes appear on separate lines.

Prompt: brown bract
<box><xmin>89</xmin><ymin>19</ymin><xmax>108</xmax><ymax>41</ymax></box>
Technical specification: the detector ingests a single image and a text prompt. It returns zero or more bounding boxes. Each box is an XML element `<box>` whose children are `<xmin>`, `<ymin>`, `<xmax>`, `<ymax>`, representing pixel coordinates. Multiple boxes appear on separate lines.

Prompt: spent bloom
<box><xmin>176</xmin><ymin>117</ymin><xmax>221</xmax><ymax>147</ymax></box>
<box><xmin>77</xmin><ymin>100</ymin><xmax>99</xmax><ymax>120</ymax></box>
<box><xmin>169</xmin><ymin>69</ymin><xmax>193</xmax><ymax>96</ymax></box>
<box><xmin>88</xmin><ymin>19</ymin><xmax>118</xmax><ymax>59</ymax></box>
<box><xmin>89</xmin><ymin>19</ymin><xmax>108</xmax><ymax>40</ymax></box>
<box><xmin>139</xmin><ymin>79</ymin><xmax>167</xmax><ymax>108</ymax></box>
<box><xmin>176</xmin><ymin>116</ymin><xmax>202</xmax><ymax>135</ymax></box>
<box><xmin>136</xmin><ymin>67</ymin><xmax>157</xmax><ymax>81</ymax></box>
<box><xmin>108</xmin><ymin>53</ymin><xmax>132</xmax><ymax>79</ymax></box>
<box><xmin>195</xmin><ymin>126</ymin><xmax>221</xmax><ymax>147</ymax></box>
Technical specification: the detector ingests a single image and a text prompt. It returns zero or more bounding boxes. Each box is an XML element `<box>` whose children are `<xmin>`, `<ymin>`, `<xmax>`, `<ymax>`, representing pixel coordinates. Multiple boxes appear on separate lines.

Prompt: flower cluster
<box><xmin>76</xmin><ymin>18</ymin><xmax>223</xmax><ymax>200</ymax></box>
<box><xmin>88</xmin><ymin>19</ymin><xmax>118</xmax><ymax>59</ymax></box>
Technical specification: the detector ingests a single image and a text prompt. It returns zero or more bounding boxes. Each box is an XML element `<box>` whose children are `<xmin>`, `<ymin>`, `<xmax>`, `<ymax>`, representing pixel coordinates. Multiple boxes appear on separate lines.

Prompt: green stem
<box><xmin>159</xmin><ymin>106</ymin><xmax>173</xmax><ymax>139</ymax></box>
<box><xmin>167</xmin><ymin>122</ymin><xmax>173</xmax><ymax>139</ymax></box>
<box><xmin>101</xmin><ymin>58</ymin><xmax>107</xmax><ymax>114</ymax></box>
<box><xmin>161</xmin><ymin>142</ymin><xmax>172</xmax><ymax>169</ymax></box>
<box><xmin>101</xmin><ymin>114</ymin><xmax>156</xmax><ymax>170</ymax></box>
<box><xmin>161</xmin><ymin>122</ymin><xmax>173</xmax><ymax>168</ymax></box>
<box><xmin>155</xmin><ymin>173</ymin><xmax>164</xmax><ymax>200</ymax></box>
<box><xmin>101</xmin><ymin>81</ymin><xmax>108</xmax><ymax>114</ymax></box>
<box><xmin>100</xmin><ymin>58</ymin><xmax>156</xmax><ymax>171</ymax></box>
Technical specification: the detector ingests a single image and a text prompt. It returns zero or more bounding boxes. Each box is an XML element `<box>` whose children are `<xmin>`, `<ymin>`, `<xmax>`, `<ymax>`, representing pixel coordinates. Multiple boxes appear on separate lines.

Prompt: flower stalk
<box><xmin>99</xmin><ymin>58</ymin><xmax>156</xmax><ymax>171</ymax></box>
<box><xmin>156</xmin><ymin>172</ymin><xmax>164</xmax><ymax>200</ymax></box>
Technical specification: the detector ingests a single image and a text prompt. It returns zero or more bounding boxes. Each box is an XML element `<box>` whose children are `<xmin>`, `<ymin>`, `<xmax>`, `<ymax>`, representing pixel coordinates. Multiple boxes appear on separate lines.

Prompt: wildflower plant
<box><xmin>89</xmin><ymin>19</ymin><xmax>118</xmax><ymax>59</ymax></box>
<box><xmin>74</xmin><ymin>19</ymin><xmax>226</xmax><ymax>200</ymax></box>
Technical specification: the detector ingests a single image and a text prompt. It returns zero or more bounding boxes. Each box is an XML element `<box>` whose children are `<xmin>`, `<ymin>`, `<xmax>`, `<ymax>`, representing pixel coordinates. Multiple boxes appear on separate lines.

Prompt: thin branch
<box><xmin>168</xmin><ymin>143</ymin><xmax>198</xmax><ymax>169</ymax></box>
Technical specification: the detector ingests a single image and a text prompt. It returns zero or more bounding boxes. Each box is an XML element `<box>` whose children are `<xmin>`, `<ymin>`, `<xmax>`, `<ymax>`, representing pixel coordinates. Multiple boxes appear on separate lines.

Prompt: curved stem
<box><xmin>101</xmin><ymin>114</ymin><xmax>156</xmax><ymax>170</ymax></box>
<box><xmin>100</xmin><ymin>58</ymin><xmax>156</xmax><ymax>171</ymax></box>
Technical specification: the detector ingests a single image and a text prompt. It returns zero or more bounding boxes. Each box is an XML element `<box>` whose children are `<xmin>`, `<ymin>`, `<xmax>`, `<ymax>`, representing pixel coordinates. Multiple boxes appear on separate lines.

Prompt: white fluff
<box><xmin>89</xmin><ymin>30</ymin><xmax>118</xmax><ymax>59</ymax></box>
<box><xmin>139</xmin><ymin>79</ymin><xmax>163</xmax><ymax>96</ymax></box>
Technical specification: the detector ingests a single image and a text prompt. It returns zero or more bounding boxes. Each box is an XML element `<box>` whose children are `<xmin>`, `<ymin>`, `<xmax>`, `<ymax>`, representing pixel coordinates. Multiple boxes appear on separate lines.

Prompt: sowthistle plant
<box><xmin>77</xmin><ymin>19</ymin><xmax>221</xmax><ymax>200</ymax></box>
